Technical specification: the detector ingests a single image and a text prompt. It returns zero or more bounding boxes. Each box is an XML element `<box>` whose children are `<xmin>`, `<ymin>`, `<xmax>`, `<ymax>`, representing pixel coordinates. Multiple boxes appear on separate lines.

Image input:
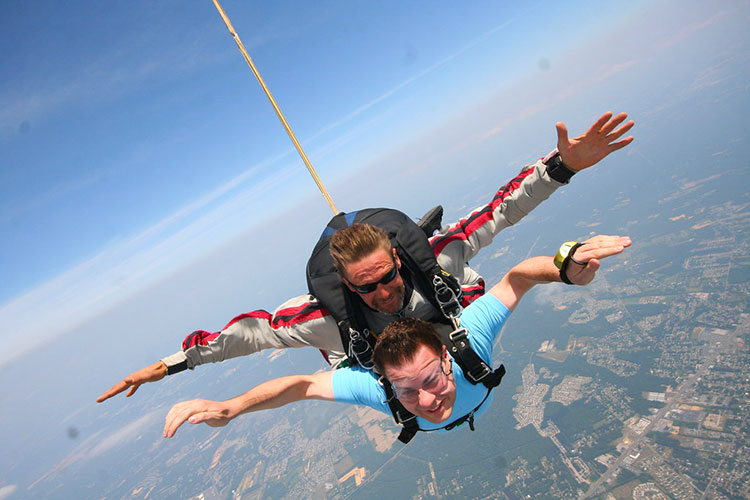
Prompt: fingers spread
<box><xmin>606</xmin><ymin>120</ymin><xmax>634</xmax><ymax>142</ymax></box>
<box><xmin>599</xmin><ymin>112</ymin><xmax>628</xmax><ymax>135</ymax></box>
<box><xmin>608</xmin><ymin>136</ymin><xmax>634</xmax><ymax>152</ymax></box>
<box><xmin>588</xmin><ymin>111</ymin><xmax>613</xmax><ymax>135</ymax></box>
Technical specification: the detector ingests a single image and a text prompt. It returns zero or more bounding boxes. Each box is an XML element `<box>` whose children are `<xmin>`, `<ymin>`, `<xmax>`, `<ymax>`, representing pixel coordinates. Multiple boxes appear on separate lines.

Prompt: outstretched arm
<box><xmin>97</xmin><ymin>294</ymin><xmax>345</xmax><ymax>403</ymax></box>
<box><xmin>491</xmin><ymin>235</ymin><xmax>631</xmax><ymax>311</ymax></box>
<box><xmin>432</xmin><ymin>112</ymin><xmax>634</xmax><ymax>286</ymax></box>
<box><xmin>163</xmin><ymin>371</ymin><xmax>334</xmax><ymax>438</ymax></box>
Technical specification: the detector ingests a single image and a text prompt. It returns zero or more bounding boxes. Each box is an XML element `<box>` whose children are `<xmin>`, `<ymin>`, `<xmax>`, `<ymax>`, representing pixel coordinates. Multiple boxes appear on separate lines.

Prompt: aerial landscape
<box><xmin>13</xmin><ymin>98</ymin><xmax>749</xmax><ymax>500</ymax></box>
<box><xmin>1</xmin><ymin>1</ymin><xmax>747</xmax><ymax>499</ymax></box>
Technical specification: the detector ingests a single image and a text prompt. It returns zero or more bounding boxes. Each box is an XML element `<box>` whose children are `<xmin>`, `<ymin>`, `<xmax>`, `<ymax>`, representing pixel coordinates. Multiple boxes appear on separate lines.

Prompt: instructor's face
<box><xmin>343</xmin><ymin>248</ymin><xmax>405</xmax><ymax>314</ymax></box>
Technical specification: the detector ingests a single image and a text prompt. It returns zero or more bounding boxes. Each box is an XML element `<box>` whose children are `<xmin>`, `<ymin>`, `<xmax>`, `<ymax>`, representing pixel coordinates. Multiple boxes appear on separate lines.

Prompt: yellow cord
<box><xmin>212</xmin><ymin>0</ymin><xmax>339</xmax><ymax>215</ymax></box>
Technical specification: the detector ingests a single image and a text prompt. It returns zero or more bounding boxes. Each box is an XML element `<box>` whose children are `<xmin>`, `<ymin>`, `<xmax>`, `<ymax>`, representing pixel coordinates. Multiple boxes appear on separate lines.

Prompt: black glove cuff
<box><xmin>545</xmin><ymin>153</ymin><xmax>577</xmax><ymax>184</ymax></box>
<box><xmin>166</xmin><ymin>360</ymin><xmax>189</xmax><ymax>375</ymax></box>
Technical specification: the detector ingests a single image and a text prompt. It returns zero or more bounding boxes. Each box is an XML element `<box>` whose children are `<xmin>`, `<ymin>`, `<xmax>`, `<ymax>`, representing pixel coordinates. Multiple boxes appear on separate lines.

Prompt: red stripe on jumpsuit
<box><xmin>430</xmin><ymin>165</ymin><xmax>534</xmax><ymax>256</ymax></box>
<box><xmin>461</xmin><ymin>282</ymin><xmax>485</xmax><ymax>307</ymax></box>
<box><xmin>181</xmin><ymin>304</ymin><xmax>329</xmax><ymax>349</ymax></box>
<box><xmin>270</xmin><ymin>302</ymin><xmax>330</xmax><ymax>328</ymax></box>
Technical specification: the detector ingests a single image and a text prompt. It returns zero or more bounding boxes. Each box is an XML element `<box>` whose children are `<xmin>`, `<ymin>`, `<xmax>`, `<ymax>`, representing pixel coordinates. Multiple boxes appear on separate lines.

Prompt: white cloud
<box><xmin>0</xmin><ymin>153</ymin><xmax>301</xmax><ymax>367</ymax></box>
<box><xmin>533</xmin><ymin>282</ymin><xmax>568</xmax><ymax>306</ymax></box>
<box><xmin>4</xmin><ymin>0</ymin><xmax>732</xmax><ymax>369</ymax></box>
<box><xmin>0</xmin><ymin>485</ymin><xmax>17</xmax><ymax>500</ymax></box>
<box><xmin>87</xmin><ymin>411</ymin><xmax>161</xmax><ymax>458</ymax></box>
<box><xmin>0</xmin><ymin>18</ymin><xmax>529</xmax><ymax>368</ymax></box>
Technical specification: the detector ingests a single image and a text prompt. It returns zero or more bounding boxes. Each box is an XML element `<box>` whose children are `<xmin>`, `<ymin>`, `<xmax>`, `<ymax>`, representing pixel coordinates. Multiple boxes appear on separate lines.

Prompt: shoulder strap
<box><xmin>442</xmin><ymin>326</ymin><xmax>506</xmax><ymax>389</ymax></box>
<box><xmin>380</xmin><ymin>376</ymin><xmax>420</xmax><ymax>444</ymax></box>
<box><xmin>306</xmin><ymin>208</ymin><xmax>462</xmax><ymax>368</ymax></box>
<box><xmin>379</xmin><ymin>328</ymin><xmax>507</xmax><ymax>444</ymax></box>
<box><xmin>306</xmin><ymin>210</ymin><xmax>373</xmax><ymax>366</ymax></box>
<box><xmin>390</xmin><ymin>211</ymin><xmax>462</xmax><ymax>322</ymax></box>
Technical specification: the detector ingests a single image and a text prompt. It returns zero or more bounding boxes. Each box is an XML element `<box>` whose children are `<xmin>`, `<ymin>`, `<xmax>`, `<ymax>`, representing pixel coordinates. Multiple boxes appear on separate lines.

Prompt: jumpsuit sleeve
<box><xmin>160</xmin><ymin>294</ymin><xmax>346</xmax><ymax>373</ymax></box>
<box><xmin>429</xmin><ymin>157</ymin><xmax>564</xmax><ymax>299</ymax></box>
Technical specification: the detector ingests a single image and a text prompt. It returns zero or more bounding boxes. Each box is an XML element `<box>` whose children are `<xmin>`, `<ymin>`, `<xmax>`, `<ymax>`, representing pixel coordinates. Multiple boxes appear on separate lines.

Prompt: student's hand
<box><xmin>565</xmin><ymin>235</ymin><xmax>632</xmax><ymax>285</ymax></box>
<box><xmin>557</xmin><ymin>112</ymin><xmax>634</xmax><ymax>171</ymax></box>
<box><xmin>96</xmin><ymin>361</ymin><xmax>167</xmax><ymax>403</ymax></box>
<box><xmin>163</xmin><ymin>399</ymin><xmax>234</xmax><ymax>438</ymax></box>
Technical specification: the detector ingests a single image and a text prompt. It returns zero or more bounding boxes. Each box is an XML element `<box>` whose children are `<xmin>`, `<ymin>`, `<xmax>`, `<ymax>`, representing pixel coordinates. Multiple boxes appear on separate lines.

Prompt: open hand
<box><xmin>557</xmin><ymin>112</ymin><xmax>634</xmax><ymax>171</ymax></box>
<box><xmin>565</xmin><ymin>235</ymin><xmax>631</xmax><ymax>285</ymax></box>
<box><xmin>96</xmin><ymin>361</ymin><xmax>167</xmax><ymax>403</ymax></box>
<box><xmin>163</xmin><ymin>399</ymin><xmax>234</xmax><ymax>438</ymax></box>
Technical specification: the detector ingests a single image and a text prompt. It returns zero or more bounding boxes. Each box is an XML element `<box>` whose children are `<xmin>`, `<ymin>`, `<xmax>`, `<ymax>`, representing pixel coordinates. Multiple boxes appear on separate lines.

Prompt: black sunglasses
<box><xmin>346</xmin><ymin>257</ymin><xmax>399</xmax><ymax>294</ymax></box>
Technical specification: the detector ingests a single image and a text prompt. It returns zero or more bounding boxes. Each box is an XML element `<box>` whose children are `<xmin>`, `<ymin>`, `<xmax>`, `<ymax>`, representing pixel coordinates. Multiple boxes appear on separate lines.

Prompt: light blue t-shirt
<box><xmin>331</xmin><ymin>293</ymin><xmax>511</xmax><ymax>432</ymax></box>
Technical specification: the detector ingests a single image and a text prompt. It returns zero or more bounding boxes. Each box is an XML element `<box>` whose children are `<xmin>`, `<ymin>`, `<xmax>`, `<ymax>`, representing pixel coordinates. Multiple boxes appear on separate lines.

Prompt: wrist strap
<box><xmin>559</xmin><ymin>242</ymin><xmax>585</xmax><ymax>285</ymax></box>
<box><xmin>545</xmin><ymin>152</ymin><xmax>576</xmax><ymax>184</ymax></box>
<box><xmin>166</xmin><ymin>360</ymin><xmax>188</xmax><ymax>375</ymax></box>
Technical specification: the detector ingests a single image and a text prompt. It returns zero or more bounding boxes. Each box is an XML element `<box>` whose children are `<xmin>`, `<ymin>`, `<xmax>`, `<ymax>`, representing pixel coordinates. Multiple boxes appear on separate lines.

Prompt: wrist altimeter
<box><xmin>554</xmin><ymin>240</ymin><xmax>585</xmax><ymax>284</ymax></box>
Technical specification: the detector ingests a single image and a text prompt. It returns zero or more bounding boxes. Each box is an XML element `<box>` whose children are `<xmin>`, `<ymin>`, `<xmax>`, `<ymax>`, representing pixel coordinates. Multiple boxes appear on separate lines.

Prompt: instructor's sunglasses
<box><xmin>346</xmin><ymin>257</ymin><xmax>398</xmax><ymax>294</ymax></box>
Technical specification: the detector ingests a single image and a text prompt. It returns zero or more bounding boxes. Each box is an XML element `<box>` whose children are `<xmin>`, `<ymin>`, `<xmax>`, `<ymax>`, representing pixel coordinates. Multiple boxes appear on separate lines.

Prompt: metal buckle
<box><xmin>348</xmin><ymin>328</ymin><xmax>374</xmax><ymax>370</ymax></box>
<box><xmin>394</xmin><ymin>409</ymin><xmax>416</xmax><ymax>424</ymax></box>
<box><xmin>448</xmin><ymin>327</ymin><xmax>469</xmax><ymax>344</ymax></box>
<box><xmin>433</xmin><ymin>274</ymin><xmax>461</xmax><ymax>319</ymax></box>
<box><xmin>465</xmin><ymin>364</ymin><xmax>491</xmax><ymax>383</ymax></box>
<box><xmin>448</xmin><ymin>326</ymin><xmax>490</xmax><ymax>382</ymax></box>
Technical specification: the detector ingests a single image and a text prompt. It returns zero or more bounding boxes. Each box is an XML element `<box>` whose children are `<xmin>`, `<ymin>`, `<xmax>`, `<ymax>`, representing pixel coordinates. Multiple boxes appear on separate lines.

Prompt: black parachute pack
<box><xmin>306</xmin><ymin>207</ymin><xmax>505</xmax><ymax>443</ymax></box>
<box><xmin>306</xmin><ymin>208</ymin><xmax>461</xmax><ymax>368</ymax></box>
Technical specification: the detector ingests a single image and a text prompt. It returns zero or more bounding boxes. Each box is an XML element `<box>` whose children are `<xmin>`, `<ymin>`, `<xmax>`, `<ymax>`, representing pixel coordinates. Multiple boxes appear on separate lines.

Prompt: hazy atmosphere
<box><xmin>1</xmin><ymin>1</ymin><xmax>748</xmax><ymax>499</ymax></box>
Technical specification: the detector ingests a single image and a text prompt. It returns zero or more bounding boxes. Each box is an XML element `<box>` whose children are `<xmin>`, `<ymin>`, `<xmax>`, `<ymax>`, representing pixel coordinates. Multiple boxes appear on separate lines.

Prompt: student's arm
<box><xmin>163</xmin><ymin>371</ymin><xmax>334</xmax><ymax>438</ymax></box>
<box><xmin>490</xmin><ymin>235</ymin><xmax>631</xmax><ymax>312</ymax></box>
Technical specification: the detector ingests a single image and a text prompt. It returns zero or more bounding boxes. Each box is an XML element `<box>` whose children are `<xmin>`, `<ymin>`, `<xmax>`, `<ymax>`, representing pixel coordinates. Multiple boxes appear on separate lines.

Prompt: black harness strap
<box><xmin>379</xmin><ymin>328</ymin><xmax>507</xmax><ymax>444</ymax></box>
<box><xmin>306</xmin><ymin>208</ymin><xmax>462</xmax><ymax>368</ymax></box>
<box><xmin>306</xmin><ymin>207</ymin><xmax>504</xmax><ymax>442</ymax></box>
<box><xmin>388</xmin><ymin>361</ymin><xmax>506</xmax><ymax>443</ymax></box>
<box><xmin>380</xmin><ymin>376</ymin><xmax>420</xmax><ymax>444</ymax></box>
<box><xmin>444</xmin><ymin>388</ymin><xmax>493</xmax><ymax>432</ymax></box>
<box><xmin>443</xmin><ymin>327</ymin><xmax>506</xmax><ymax>390</ymax></box>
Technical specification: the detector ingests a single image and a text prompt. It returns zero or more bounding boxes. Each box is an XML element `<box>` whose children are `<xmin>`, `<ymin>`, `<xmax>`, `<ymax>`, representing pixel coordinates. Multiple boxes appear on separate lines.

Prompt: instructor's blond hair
<box><xmin>330</xmin><ymin>224</ymin><xmax>392</xmax><ymax>278</ymax></box>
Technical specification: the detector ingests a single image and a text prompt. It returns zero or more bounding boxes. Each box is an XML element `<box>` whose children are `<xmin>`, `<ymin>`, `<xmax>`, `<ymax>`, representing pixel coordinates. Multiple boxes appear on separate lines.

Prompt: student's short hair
<box><xmin>373</xmin><ymin>318</ymin><xmax>443</xmax><ymax>373</ymax></box>
<box><xmin>329</xmin><ymin>223</ymin><xmax>393</xmax><ymax>278</ymax></box>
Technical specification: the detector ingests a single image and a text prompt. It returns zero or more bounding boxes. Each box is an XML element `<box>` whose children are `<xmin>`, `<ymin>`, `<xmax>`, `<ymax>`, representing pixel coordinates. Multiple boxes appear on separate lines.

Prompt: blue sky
<box><xmin>1</xmin><ymin>1</ymin><xmax>749</xmax><ymax>496</ymax></box>
<box><xmin>1</xmin><ymin>0</ymin><xmax>746</xmax><ymax>367</ymax></box>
